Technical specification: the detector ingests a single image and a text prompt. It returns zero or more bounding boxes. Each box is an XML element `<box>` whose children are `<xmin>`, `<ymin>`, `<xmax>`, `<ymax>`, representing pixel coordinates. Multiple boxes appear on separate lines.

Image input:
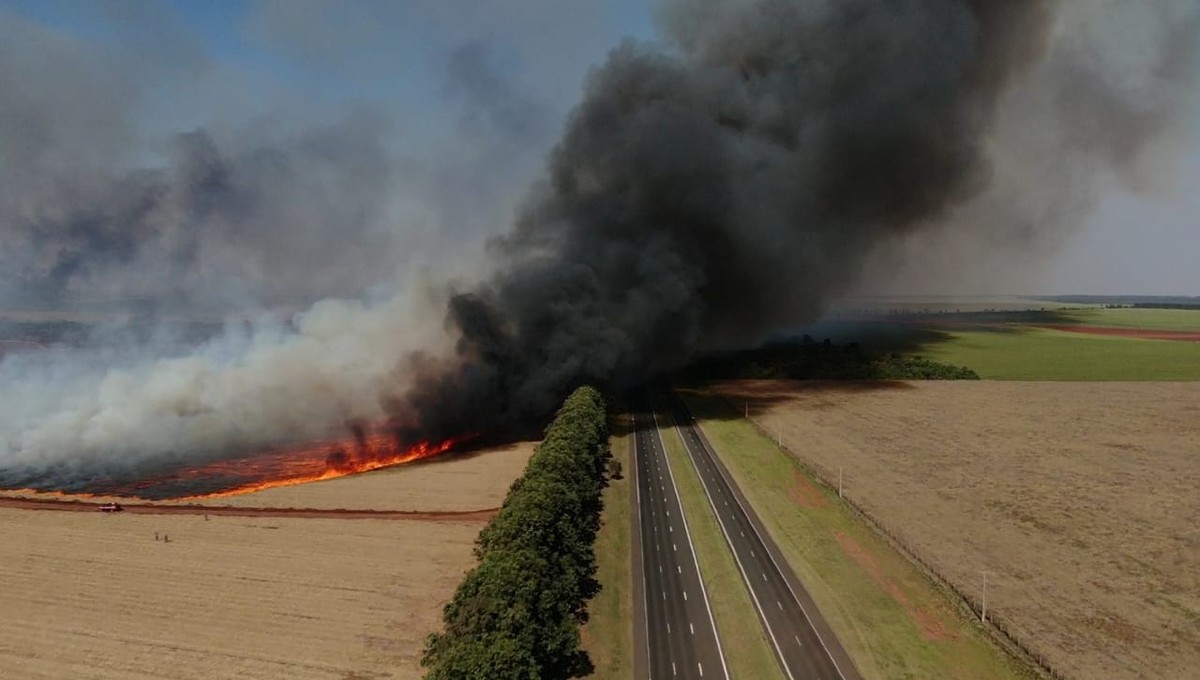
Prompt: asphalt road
<box><xmin>662</xmin><ymin>390</ymin><xmax>863</xmax><ymax>680</ymax></box>
<box><xmin>632</xmin><ymin>394</ymin><xmax>729</xmax><ymax>680</ymax></box>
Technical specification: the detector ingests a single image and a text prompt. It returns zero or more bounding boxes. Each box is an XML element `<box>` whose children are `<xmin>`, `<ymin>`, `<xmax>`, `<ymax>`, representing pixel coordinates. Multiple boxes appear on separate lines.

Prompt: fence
<box><xmin>727</xmin><ymin>398</ymin><xmax>1071</xmax><ymax>680</ymax></box>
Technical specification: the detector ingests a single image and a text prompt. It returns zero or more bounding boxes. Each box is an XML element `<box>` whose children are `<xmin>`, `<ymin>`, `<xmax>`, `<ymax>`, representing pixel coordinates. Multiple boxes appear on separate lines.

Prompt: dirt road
<box><xmin>0</xmin><ymin>494</ymin><xmax>497</xmax><ymax>521</ymax></box>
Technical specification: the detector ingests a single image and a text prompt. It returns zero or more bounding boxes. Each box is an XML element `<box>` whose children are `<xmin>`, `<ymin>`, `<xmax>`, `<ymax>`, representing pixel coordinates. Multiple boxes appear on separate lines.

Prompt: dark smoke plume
<box><xmin>1</xmin><ymin>0</ymin><xmax>1196</xmax><ymax>493</ymax></box>
<box><xmin>396</xmin><ymin>0</ymin><xmax>1198</xmax><ymax>439</ymax></box>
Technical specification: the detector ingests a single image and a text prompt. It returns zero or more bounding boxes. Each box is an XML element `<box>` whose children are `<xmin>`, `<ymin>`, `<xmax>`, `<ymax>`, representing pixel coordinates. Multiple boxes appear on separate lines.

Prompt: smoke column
<box><xmin>393</xmin><ymin>0</ymin><xmax>1199</xmax><ymax>440</ymax></box>
<box><xmin>0</xmin><ymin>0</ymin><xmax>1196</xmax><ymax>490</ymax></box>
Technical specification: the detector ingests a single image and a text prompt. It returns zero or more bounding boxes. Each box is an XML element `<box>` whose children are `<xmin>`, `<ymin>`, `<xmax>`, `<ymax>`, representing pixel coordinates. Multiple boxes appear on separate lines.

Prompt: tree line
<box><xmin>684</xmin><ymin>337</ymin><xmax>980</xmax><ymax>381</ymax></box>
<box><xmin>422</xmin><ymin>385</ymin><xmax>612</xmax><ymax>679</ymax></box>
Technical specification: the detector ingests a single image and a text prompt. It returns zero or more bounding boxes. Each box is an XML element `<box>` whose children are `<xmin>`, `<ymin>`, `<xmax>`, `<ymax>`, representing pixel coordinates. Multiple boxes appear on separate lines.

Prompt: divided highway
<box><xmin>661</xmin><ymin>391</ymin><xmax>862</xmax><ymax>680</ymax></box>
<box><xmin>631</xmin><ymin>394</ymin><xmax>729</xmax><ymax>680</ymax></box>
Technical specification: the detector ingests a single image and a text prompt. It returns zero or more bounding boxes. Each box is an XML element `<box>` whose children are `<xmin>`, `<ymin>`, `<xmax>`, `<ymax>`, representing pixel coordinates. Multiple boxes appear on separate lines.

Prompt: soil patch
<box><xmin>789</xmin><ymin>470</ymin><xmax>828</xmax><ymax>509</ymax></box>
<box><xmin>834</xmin><ymin>531</ymin><xmax>952</xmax><ymax>641</ymax></box>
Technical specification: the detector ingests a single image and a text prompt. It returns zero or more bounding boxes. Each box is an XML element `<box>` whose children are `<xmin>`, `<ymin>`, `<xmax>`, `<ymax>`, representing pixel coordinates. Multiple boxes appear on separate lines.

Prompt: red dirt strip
<box><xmin>1035</xmin><ymin>325</ymin><xmax>1200</xmax><ymax>341</ymax></box>
<box><xmin>0</xmin><ymin>495</ymin><xmax>497</xmax><ymax>521</ymax></box>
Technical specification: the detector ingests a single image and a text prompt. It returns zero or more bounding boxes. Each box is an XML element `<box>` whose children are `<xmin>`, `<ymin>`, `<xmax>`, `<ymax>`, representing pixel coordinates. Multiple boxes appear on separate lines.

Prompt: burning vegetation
<box><xmin>2</xmin><ymin>429</ymin><xmax>468</xmax><ymax>501</ymax></box>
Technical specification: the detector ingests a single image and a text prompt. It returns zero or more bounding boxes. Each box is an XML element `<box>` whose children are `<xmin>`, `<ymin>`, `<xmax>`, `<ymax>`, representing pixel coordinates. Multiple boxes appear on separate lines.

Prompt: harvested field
<box><xmin>703</xmin><ymin>380</ymin><xmax>1199</xmax><ymax>680</ymax></box>
<box><xmin>0</xmin><ymin>442</ymin><xmax>534</xmax><ymax>679</ymax></box>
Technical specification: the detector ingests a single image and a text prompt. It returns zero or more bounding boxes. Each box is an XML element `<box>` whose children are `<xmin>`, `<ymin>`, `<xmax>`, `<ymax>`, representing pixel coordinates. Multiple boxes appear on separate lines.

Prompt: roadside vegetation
<box><xmin>580</xmin><ymin>416</ymin><xmax>634</xmax><ymax>679</ymax></box>
<box><xmin>678</xmin><ymin>389</ymin><xmax>1039</xmax><ymax>680</ymax></box>
<box><xmin>422</xmin><ymin>386</ymin><xmax>612</xmax><ymax>679</ymax></box>
<box><xmin>652</xmin><ymin>396</ymin><xmax>786</xmax><ymax>680</ymax></box>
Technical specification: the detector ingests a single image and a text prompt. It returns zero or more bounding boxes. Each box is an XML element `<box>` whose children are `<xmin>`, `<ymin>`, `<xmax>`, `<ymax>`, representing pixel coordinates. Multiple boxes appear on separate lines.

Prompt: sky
<box><xmin>1</xmin><ymin>0</ymin><xmax>1197</xmax><ymax>297</ymax></box>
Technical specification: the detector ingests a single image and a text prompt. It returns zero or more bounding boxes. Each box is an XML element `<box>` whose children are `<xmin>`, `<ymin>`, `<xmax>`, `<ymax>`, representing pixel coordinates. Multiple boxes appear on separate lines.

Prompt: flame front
<box><xmin>172</xmin><ymin>433</ymin><xmax>466</xmax><ymax>500</ymax></box>
<box><xmin>3</xmin><ymin>430</ymin><xmax>470</xmax><ymax>501</ymax></box>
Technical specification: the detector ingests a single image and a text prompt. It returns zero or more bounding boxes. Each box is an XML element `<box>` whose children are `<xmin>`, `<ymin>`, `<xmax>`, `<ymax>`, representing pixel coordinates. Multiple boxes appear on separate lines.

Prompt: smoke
<box><xmin>1</xmin><ymin>0</ymin><xmax>1197</xmax><ymax>491</ymax></box>
<box><xmin>395</xmin><ymin>0</ymin><xmax>1199</xmax><ymax>439</ymax></box>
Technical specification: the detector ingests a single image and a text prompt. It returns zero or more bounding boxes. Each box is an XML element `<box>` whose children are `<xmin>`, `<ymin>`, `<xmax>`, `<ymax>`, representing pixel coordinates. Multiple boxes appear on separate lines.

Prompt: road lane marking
<box><xmin>777</xmin><ymin>601</ymin><xmax>783</xmax><ymax>610</ymax></box>
<box><xmin>690</xmin><ymin>623</ymin><xmax>695</xmax><ymax>635</ymax></box>
<box><xmin>651</xmin><ymin>405</ymin><xmax>730</xmax><ymax>680</ymax></box>
<box><xmin>668</xmin><ymin>394</ymin><xmax>849</xmax><ymax>680</ymax></box>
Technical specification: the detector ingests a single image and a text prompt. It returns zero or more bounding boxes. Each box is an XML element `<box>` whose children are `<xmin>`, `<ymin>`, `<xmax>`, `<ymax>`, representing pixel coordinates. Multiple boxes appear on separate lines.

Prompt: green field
<box><xmin>679</xmin><ymin>389</ymin><xmax>1039</xmax><ymax>680</ymax></box>
<box><xmin>1058</xmin><ymin>307</ymin><xmax>1200</xmax><ymax>331</ymax></box>
<box><xmin>912</xmin><ymin>327</ymin><xmax>1200</xmax><ymax>380</ymax></box>
<box><xmin>653</xmin><ymin>398</ymin><xmax>785</xmax><ymax>680</ymax></box>
<box><xmin>582</xmin><ymin>421</ymin><xmax>634</xmax><ymax>679</ymax></box>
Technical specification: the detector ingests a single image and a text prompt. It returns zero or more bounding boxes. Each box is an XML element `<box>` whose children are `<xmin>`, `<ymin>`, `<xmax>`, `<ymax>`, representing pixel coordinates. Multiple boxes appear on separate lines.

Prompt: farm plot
<box><xmin>701</xmin><ymin>380</ymin><xmax>1199</xmax><ymax>680</ymax></box>
<box><xmin>0</xmin><ymin>441</ymin><xmax>536</xmax><ymax>679</ymax></box>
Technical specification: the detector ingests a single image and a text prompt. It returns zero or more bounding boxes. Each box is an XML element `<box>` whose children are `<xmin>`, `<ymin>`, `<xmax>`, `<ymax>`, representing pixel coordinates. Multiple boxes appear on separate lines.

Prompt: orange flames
<box><xmin>3</xmin><ymin>429</ymin><xmax>470</xmax><ymax>501</ymax></box>
<box><xmin>172</xmin><ymin>432</ymin><xmax>468</xmax><ymax>500</ymax></box>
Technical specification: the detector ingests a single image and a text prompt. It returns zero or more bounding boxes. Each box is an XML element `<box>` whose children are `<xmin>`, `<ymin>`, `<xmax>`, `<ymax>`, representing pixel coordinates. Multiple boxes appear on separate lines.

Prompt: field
<box><xmin>0</xmin><ymin>443</ymin><xmax>534</xmax><ymax>679</ymax></box>
<box><xmin>1058</xmin><ymin>307</ymin><xmax>1200</xmax><ymax>331</ymax></box>
<box><xmin>913</xmin><ymin>327</ymin><xmax>1200</xmax><ymax>380</ymax></box>
<box><xmin>809</xmin><ymin>306</ymin><xmax>1200</xmax><ymax>380</ymax></box>
<box><xmin>693</xmin><ymin>380</ymin><xmax>1199</xmax><ymax>680</ymax></box>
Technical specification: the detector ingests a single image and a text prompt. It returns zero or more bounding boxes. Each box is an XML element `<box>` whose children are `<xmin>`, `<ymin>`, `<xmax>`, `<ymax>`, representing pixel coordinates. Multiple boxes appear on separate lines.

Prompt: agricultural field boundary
<box><xmin>697</xmin><ymin>391</ymin><xmax>1067</xmax><ymax>680</ymax></box>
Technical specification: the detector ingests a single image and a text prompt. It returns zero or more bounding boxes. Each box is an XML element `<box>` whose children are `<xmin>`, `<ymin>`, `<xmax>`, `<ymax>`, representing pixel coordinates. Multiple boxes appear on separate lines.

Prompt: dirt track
<box><xmin>0</xmin><ymin>495</ymin><xmax>497</xmax><ymax>521</ymax></box>
<box><xmin>1036</xmin><ymin>324</ymin><xmax>1200</xmax><ymax>341</ymax></box>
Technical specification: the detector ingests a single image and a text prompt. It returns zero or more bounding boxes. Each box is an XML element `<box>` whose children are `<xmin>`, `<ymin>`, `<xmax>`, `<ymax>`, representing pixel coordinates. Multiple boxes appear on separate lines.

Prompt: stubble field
<box><xmin>703</xmin><ymin>380</ymin><xmax>1198</xmax><ymax>680</ymax></box>
<box><xmin>0</xmin><ymin>442</ymin><xmax>534</xmax><ymax>680</ymax></box>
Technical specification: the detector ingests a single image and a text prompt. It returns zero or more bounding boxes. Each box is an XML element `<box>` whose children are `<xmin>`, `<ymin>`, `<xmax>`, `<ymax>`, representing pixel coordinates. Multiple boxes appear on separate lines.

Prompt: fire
<box><xmin>173</xmin><ymin>432</ymin><xmax>469</xmax><ymax>500</ymax></box>
<box><xmin>2</xmin><ymin>429</ymin><xmax>471</xmax><ymax>501</ymax></box>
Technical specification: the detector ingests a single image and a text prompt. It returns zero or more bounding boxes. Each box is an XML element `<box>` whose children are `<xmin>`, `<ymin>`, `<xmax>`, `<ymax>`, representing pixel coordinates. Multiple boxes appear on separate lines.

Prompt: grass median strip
<box><xmin>679</xmin><ymin>388</ymin><xmax>1039</xmax><ymax>680</ymax></box>
<box><xmin>582</xmin><ymin>416</ymin><xmax>634</xmax><ymax>679</ymax></box>
<box><xmin>652</xmin><ymin>396</ymin><xmax>786</xmax><ymax>680</ymax></box>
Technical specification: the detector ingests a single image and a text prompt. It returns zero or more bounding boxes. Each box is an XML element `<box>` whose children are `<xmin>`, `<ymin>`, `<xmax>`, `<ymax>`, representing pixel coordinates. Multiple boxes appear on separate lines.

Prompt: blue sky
<box><xmin>1</xmin><ymin>0</ymin><xmax>1197</xmax><ymax>295</ymax></box>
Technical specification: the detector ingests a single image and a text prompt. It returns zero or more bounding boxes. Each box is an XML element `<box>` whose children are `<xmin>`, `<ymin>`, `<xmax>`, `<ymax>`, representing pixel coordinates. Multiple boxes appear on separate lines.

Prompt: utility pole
<box><xmin>981</xmin><ymin>570</ymin><xmax>990</xmax><ymax>623</ymax></box>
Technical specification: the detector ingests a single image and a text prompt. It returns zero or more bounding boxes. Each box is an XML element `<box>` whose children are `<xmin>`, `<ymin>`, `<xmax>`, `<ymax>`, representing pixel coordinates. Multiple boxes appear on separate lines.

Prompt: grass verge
<box><xmin>652</xmin><ymin>397</ymin><xmax>786</xmax><ymax>680</ymax></box>
<box><xmin>582</xmin><ymin>416</ymin><xmax>633</xmax><ymax>679</ymax></box>
<box><xmin>679</xmin><ymin>389</ymin><xmax>1040</xmax><ymax>680</ymax></box>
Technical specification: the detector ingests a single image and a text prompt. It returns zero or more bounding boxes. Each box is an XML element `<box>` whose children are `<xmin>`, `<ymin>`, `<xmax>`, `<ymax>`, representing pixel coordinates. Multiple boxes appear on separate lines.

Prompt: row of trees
<box><xmin>686</xmin><ymin>338</ymin><xmax>979</xmax><ymax>381</ymax></box>
<box><xmin>422</xmin><ymin>386</ymin><xmax>612</xmax><ymax>679</ymax></box>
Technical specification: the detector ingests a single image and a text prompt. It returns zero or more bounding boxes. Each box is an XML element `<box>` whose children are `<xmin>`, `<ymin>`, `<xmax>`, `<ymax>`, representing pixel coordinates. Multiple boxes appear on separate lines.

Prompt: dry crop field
<box><xmin>704</xmin><ymin>380</ymin><xmax>1198</xmax><ymax>680</ymax></box>
<box><xmin>0</xmin><ymin>442</ymin><xmax>534</xmax><ymax>679</ymax></box>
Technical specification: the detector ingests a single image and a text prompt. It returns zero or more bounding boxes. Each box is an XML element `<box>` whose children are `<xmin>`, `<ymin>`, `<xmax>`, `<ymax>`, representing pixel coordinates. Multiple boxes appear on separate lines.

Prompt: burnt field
<box><xmin>702</xmin><ymin>380</ymin><xmax>1198</xmax><ymax>680</ymax></box>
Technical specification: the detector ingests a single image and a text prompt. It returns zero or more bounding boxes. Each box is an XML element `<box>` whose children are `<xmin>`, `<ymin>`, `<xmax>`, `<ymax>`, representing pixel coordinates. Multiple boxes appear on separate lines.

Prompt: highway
<box><xmin>632</xmin><ymin>393</ymin><xmax>729</xmax><ymax>680</ymax></box>
<box><xmin>662</xmin><ymin>390</ymin><xmax>863</xmax><ymax>680</ymax></box>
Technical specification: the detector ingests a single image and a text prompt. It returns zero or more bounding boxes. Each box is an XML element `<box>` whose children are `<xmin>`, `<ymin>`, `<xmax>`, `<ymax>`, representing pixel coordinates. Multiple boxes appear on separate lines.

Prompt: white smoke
<box><xmin>0</xmin><ymin>283</ymin><xmax>453</xmax><ymax>473</ymax></box>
